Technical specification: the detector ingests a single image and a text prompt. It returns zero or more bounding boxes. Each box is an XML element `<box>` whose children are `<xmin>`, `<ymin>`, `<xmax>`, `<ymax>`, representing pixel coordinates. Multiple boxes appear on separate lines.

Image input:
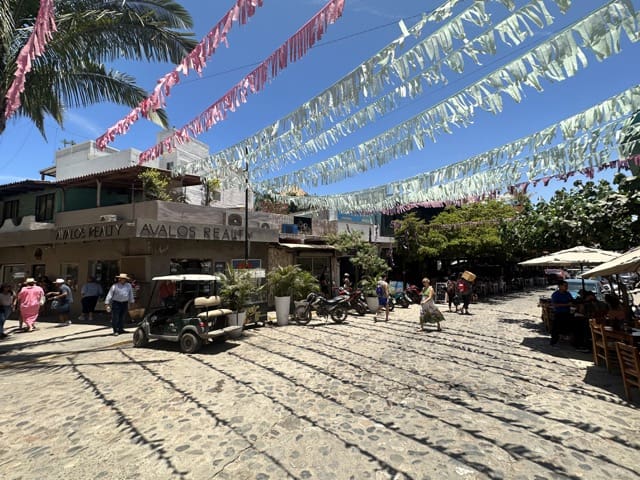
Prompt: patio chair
<box><xmin>589</xmin><ymin>319</ymin><xmax>618</xmax><ymax>372</ymax></box>
<box><xmin>615</xmin><ymin>342</ymin><xmax>640</xmax><ymax>401</ymax></box>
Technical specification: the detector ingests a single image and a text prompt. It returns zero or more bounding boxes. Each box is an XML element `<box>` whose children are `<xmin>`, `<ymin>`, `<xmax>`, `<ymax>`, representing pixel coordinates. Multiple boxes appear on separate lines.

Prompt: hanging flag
<box><xmin>138</xmin><ymin>0</ymin><xmax>346</xmax><ymax>164</ymax></box>
<box><xmin>96</xmin><ymin>0</ymin><xmax>265</xmax><ymax>150</ymax></box>
<box><xmin>4</xmin><ymin>0</ymin><xmax>57</xmax><ymax>120</ymax></box>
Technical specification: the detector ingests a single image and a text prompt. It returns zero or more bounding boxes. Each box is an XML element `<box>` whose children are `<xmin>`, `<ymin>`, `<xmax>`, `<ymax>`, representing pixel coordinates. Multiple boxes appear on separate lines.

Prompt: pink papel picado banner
<box><xmin>4</xmin><ymin>0</ymin><xmax>57</xmax><ymax>120</ymax></box>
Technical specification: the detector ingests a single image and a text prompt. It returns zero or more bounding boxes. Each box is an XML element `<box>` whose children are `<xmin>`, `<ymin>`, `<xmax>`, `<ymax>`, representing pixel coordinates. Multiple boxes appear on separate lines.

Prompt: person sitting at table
<box><xmin>574</xmin><ymin>290</ymin><xmax>607</xmax><ymax>322</ymax></box>
<box><xmin>551</xmin><ymin>281</ymin><xmax>590</xmax><ymax>352</ymax></box>
<box><xmin>604</xmin><ymin>293</ymin><xmax>627</xmax><ymax>329</ymax></box>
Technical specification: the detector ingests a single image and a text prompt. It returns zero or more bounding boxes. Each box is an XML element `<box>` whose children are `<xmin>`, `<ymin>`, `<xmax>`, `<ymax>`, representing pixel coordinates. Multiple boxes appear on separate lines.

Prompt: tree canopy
<box><xmin>501</xmin><ymin>176</ymin><xmax>640</xmax><ymax>256</ymax></box>
<box><xmin>418</xmin><ymin>200</ymin><xmax>517</xmax><ymax>261</ymax></box>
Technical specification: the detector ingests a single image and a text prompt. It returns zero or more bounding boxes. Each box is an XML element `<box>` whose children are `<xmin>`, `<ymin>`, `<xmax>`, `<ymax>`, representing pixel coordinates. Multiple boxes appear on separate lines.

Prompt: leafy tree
<box><xmin>327</xmin><ymin>231</ymin><xmax>389</xmax><ymax>291</ymax></box>
<box><xmin>421</xmin><ymin>200</ymin><xmax>517</xmax><ymax>260</ymax></box>
<box><xmin>502</xmin><ymin>176</ymin><xmax>640</xmax><ymax>255</ymax></box>
<box><xmin>392</xmin><ymin>212</ymin><xmax>428</xmax><ymax>265</ymax></box>
<box><xmin>1</xmin><ymin>0</ymin><xmax>197</xmax><ymax>136</ymax></box>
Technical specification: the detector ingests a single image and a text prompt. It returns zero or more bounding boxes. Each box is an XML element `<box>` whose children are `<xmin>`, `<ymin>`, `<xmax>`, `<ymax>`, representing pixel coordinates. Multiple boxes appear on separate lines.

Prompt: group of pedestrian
<box><xmin>0</xmin><ymin>272</ymin><xmax>135</xmax><ymax>339</ymax></box>
<box><xmin>371</xmin><ymin>272</ymin><xmax>476</xmax><ymax>332</ymax></box>
<box><xmin>444</xmin><ymin>274</ymin><xmax>473</xmax><ymax>315</ymax></box>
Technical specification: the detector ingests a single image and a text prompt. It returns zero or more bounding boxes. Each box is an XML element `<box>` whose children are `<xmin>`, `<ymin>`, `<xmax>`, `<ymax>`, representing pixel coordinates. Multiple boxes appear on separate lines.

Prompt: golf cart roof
<box><xmin>151</xmin><ymin>274</ymin><xmax>222</xmax><ymax>282</ymax></box>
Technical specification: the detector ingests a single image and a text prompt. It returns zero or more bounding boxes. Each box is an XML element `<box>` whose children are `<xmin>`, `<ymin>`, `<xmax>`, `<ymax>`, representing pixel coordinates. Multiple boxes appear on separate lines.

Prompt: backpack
<box><xmin>376</xmin><ymin>284</ymin><xmax>384</xmax><ymax>297</ymax></box>
<box><xmin>457</xmin><ymin>280</ymin><xmax>468</xmax><ymax>294</ymax></box>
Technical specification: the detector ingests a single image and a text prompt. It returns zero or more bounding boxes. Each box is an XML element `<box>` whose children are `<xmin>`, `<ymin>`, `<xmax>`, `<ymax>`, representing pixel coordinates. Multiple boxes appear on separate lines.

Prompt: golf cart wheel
<box><xmin>180</xmin><ymin>332</ymin><xmax>202</xmax><ymax>354</ymax></box>
<box><xmin>294</xmin><ymin>305</ymin><xmax>312</xmax><ymax>325</ymax></box>
<box><xmin>331</xmin><ymin>306</ymin><xmax>347</xmax><ymax>323</ymax></box>
<box><xmin>132</xmin><ymin>327</ymin><xmax>149</xmax><ymax>347</ymax></box>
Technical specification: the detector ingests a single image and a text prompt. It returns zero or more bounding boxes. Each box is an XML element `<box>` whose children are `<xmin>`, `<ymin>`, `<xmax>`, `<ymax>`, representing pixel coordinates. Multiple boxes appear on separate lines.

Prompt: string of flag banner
<box><xmin>245</xmin><ymin>0</ymin><xmax>573</xmax><ymax>181</ymax></box>
<box><xmin>211</xmin><ymin>0</ymin><xmax>568</xmax><ymax>180</ymax></box>
<box><xmin>136</xmin><ymin>0</ymin><xmax>346</xmax><ymax>164</ymax></box>
<box><xmin>95</xmin><ymin>0</ymin><xmax>266</xmax><ymax>150</ymax></box>
<box><xmin>208</xmin><ymin>0</ymin><xmax>491</xmax><ymax>172</ymax></box>
<box><xmin>265</xmin><ymin>84</ymin><xmax>640</xmax><ymax>213</ymax></box>
<box><xmin>3</xmin><ymin>0</ymin><xmax>56</xmax><ymax>120</ymax></box>
<box><xmin>255</xmin><ymin>0</ymin><xmax>639</xmax><ymax>193</ymax></box>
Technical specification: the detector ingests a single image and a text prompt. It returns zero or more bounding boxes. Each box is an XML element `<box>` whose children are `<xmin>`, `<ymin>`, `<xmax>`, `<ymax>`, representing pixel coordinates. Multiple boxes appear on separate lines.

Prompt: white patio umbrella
<box><xmin>519</xmin><ymin>246</ymin><xmax>620</xmax><ymax>292</ymax></box>
<box><xmin>518</xmin><ymin>246</ymin><xmax>620</xmax><ymax>268</ymax></box>
<box><xmin>582</xmin><ymin>246</ymin><xmax>640</xmax><ymax>278</ymax></box>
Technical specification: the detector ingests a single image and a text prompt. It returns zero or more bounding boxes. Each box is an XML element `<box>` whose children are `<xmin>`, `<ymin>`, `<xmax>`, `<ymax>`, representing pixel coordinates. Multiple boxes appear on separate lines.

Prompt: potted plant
<box><xmin>266</xmin><ymin>264</ymin><xmax>319</xmax><ymax>325</ymax></box>
<box><xmin>219</xmin><ymin>265</ymin><xmax>256</xmax><ymax>337</ymax></box>
<box><xmin>244</xmin><ymin>304</ymin><xmax>260</xmax><ymax>325</ymax></box>
<box><xmin>359</xmin><ymin>276</ymin><xmax>381</xmax><ymax>313</ymax></box>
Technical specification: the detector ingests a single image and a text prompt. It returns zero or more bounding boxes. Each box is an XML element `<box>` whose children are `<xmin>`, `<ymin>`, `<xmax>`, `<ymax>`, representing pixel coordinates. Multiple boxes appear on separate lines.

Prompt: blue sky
<box><xmin>1</xmin><ymin>0</ymin><xmax>639</xmax><ymax>203</ymax></box>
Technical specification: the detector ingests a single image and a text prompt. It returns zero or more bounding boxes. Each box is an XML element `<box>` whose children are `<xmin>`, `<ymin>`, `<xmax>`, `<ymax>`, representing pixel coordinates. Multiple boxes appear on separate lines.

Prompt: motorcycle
<box><xmin>405</xmin><ymin>284</ymin><xmax>422</xmax><ymax>304</ymax></box>
<box><xmin>337</xmin><ymin>287</ymin><xmax>369</xmax><ymax>316</ymax></box>
<box><xmin>294</xmin><ymin>292</ymin><xmax>350</xmax><ymax>325</ymax></box>
<box><xmin>392</xmin><ymin>290</ymin><xmax>411</xmax><ymax>308</ymax></box>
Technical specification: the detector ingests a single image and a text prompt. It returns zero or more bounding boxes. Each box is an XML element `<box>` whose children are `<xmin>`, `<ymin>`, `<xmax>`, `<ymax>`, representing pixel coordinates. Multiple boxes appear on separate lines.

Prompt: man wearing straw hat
<box><xmin>47</xmin><ymin>278</ymin><xmax>73</xmax><ymax>326</ymax></box>
<box><xmin>104</xmin><ymin>273</ymin><xmax>134</xmax><ymax>336</ymax></box>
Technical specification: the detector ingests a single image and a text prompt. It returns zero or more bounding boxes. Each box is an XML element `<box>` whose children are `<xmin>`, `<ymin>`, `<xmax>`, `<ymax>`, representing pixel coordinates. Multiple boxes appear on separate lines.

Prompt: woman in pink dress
<box><xmin>17</xmin><ymin>278</ymin><xmax>45</xmax><ymax>332</ymax></box>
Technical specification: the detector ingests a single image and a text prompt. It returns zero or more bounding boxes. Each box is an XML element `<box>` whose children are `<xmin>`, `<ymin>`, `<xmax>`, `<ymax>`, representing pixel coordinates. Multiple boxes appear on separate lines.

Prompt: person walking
<box><xmin>17</xmin><ymin>278</ymin><xmax>45</xmax><ymax>332</ymax></box>
<box><xmin>419</xmin><ymin>278</ymin><xmax>445</xmax><ymax>331</ymax></box>
<box><xmin>79</xmin><ymin>276</ymin><xmax>103</xmax><ymax>321</ymax></box>
<box><xmin>375</xmin><ymin>274</ymin><xmax>390</xmax><ymax>322</ymax></box>
<box><xmin>0</xmin><ymin>283</ymin><xmax>15</xmax><ymax>338</ymax></box>
<box><xmin>104</xmin><ymin>273</ymin><xmax>135</xmax><ymax>336</ymax></box>
<box><xmin>456</xmin><ymin>274</ymin><xmax>473</xmax><ymax>315</ymax></box>
<box><xmin>47</xmin><ymin>278</ymin><xmax>73</xmax><ymax>325</ymax></box>
<box><xmin>445</xmin><ymin>276</ymin><xmax>458</xmax><ymax>312</ymax></box>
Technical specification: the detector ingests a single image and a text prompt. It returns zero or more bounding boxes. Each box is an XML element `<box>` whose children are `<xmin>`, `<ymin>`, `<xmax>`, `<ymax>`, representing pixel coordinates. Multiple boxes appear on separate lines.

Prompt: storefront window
<box><xmin>2</xmin><ymin>264</ymin><xmax>26</xmax><ymax>286</ymax></box>
<box><xmin>170</xmin><ymin>258</ymin><xmax>212</xmax><ymax>274</ymax></box>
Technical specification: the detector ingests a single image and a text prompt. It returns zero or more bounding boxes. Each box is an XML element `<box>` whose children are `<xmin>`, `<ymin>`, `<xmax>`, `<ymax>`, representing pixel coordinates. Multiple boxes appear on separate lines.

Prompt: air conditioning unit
<box><xmin>228</xmin><ymin>214</ymin><xmax>243</xmax><ymax>226</ymax></box>
<box><xmin>261</xmin><ymin>222</ymin><xmax>271</xmax><ymax>229</ymax></box>
<box><xmin>99</xmin><ymin>214</ymin><xmax>119</xmax><ymax>222</ymax></box>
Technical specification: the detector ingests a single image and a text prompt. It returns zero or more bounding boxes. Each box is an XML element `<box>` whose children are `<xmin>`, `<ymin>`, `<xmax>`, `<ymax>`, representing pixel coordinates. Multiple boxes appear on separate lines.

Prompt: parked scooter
<box><xmin>337</xmin><ymin>287</ymin><xmax>369</xmax><ymax>316</ymax></box>
<box><xmin>405</xmin><ymin>284</ymin><xmax>422</xmax><ymax>304</ymax></box>
<box><xmin>393</xmin><ymin>290</ymin><xmax>412</xmax><ymax>308</ymax></box>
<box><xmin>294</xmin><ymin>292</ymin><xmax>350</xmax><ymax>325</ymax></box>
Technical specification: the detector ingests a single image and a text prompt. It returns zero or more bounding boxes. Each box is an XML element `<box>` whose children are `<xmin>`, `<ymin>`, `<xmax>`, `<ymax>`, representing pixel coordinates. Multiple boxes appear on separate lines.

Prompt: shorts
<box><xmin>378</xmin><ymin>297</ymin><xmax>388</xmax><ymax>306</ymax></box>
<box><xmin>51</xmin><ymin>300</ymin><xmax>70</xmax><ymax>313</ymax></box>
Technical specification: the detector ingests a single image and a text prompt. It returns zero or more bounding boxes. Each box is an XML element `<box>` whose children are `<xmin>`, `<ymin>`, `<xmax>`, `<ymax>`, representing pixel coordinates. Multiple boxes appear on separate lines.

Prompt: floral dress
<box><xmin>420</xmin><ymin>286</ymin><xmax>445</xmax><ymax>327</ymax></box>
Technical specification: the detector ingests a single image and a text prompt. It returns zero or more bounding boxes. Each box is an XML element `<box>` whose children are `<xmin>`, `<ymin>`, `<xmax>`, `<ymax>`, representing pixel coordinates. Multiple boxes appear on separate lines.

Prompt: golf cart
<box><xmin>132</xmin><ymin>274</ymin><xmax>242</xmax><ymax>353</ymax></box>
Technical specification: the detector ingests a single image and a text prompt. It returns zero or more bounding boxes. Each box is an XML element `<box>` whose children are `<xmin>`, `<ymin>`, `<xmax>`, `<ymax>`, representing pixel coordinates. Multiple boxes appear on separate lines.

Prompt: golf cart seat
<box><xmin>191</xmin><ymin>296</ymin><xmax>233</xmax><ymax>319</ymax></box>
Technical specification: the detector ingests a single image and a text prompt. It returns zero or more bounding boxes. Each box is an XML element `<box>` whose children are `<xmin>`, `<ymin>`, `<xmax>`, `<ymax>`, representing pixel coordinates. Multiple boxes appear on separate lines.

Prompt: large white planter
<box><xmin>229</xmin><ymin>311</ymin><xmax>245</xmax><ymax>338</ymax></box>
<box><xmin>274</xmin><ymin>296</ymin><xmax>291</xmax><ymax>326</ymax></box>
<box><xmin>366</xmin><ymin>296</ymin><xmax>379</xmax><ymax>313</ymax></box>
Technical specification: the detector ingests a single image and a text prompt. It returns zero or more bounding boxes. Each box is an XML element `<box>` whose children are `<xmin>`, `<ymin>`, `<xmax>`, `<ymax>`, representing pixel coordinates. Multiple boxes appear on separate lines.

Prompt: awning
<box><xmin>279</xmin><ymin>243</ymin><xmax>335</xmax><ymax>251</ymax></box>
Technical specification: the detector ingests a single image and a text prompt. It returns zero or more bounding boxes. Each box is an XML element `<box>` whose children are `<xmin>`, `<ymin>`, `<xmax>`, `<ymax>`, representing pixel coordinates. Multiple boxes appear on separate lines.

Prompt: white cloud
<box><xmin>65</xmin><ymin>111</ymin><xmax>103</xmax><ymax>137</ymax></box>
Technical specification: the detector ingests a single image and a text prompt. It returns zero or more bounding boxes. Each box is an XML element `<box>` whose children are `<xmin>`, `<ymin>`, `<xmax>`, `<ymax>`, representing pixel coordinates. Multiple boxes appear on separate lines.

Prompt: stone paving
<box><xmin>0</xmin><ymin>289</ymin><xmax>639</xmax><ymax>480</ymax></box>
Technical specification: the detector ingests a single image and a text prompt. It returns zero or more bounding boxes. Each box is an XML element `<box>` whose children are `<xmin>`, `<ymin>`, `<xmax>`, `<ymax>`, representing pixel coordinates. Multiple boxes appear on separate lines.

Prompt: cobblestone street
<box><xmin>1</xmin><ymin>290</ymin><xmax>639</xmax><ymax>479</ymax></box>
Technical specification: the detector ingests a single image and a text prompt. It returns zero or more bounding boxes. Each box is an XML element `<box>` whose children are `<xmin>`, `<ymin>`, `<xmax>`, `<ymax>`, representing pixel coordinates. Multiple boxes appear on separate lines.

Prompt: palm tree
<box><xmin>0</xmin><ymin>0</ymin><xmax>198</xmax><ymax>136</ymax></box>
